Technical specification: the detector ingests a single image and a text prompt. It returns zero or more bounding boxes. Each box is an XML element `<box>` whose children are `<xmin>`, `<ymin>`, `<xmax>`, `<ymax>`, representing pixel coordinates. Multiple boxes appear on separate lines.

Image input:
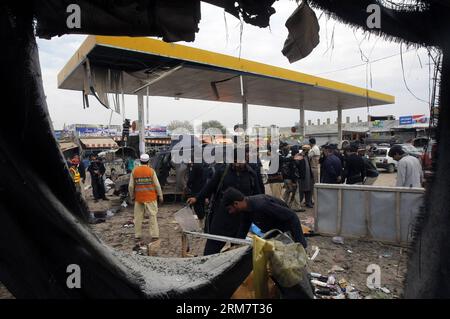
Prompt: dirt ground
<box><xmin>0</xmin><ymin>170</ymin><xmax>406</xmax><ymax>299</ymax></box>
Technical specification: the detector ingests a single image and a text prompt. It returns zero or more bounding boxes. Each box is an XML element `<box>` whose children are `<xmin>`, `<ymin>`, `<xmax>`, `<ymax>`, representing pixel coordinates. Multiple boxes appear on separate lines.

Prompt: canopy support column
<box><xmin>240</xmin><ymin>75</ymin><xmax>248</xmax><ymax>131</ymax></box>
<box><xmin>137</xmin><ymin>93</ymin><xmax>145</xmax><ymax>155</ymax></box>
<box><xmin>299</xmin><ymin>104</ymin><xmax>305</xmax><ymax>139</ymax></box>
<box><xmin>337</xmin><ymin>105</ymin><xmax>343</xmax><ymax>145</ymax></box>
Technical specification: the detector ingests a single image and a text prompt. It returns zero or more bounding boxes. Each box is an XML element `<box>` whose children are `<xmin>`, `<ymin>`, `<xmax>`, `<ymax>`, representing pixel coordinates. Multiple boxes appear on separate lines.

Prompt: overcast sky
<box><xmin>37</xmin><ymin>1</ymin><xmax>433</xmax><ymax>131</ymax></box>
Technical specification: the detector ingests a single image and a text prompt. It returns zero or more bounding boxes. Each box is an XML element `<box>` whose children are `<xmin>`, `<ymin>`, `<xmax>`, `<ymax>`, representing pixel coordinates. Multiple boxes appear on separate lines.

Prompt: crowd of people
<box><xmin>264</xmin><ymin>138</ymin><xmax>379</xmax><ymax>214</ymax></box>
<box><xmin>64</xmin><ymin>134</ymin><xmax>423</xmax><ymax>257</ymax></box>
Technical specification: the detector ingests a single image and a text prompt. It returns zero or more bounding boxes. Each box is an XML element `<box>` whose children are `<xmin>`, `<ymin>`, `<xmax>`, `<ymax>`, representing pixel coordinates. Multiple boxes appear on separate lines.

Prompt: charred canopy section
<box><xmin>309</xmin><ymin>0</ymin><xmax>449</xmax><ymax>47</ymax></box>
<box><xmin>33</xmin><ymin>0</ymin><xmax>278</xmax><ymax>41</ymax></box>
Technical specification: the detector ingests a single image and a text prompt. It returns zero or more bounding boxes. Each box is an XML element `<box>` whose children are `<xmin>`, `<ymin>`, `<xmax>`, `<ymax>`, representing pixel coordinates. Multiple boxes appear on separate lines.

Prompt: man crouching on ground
<box><xmin>128</xmin><ymin>154</ymin><xmax>163</xmax><ymax>244</ymax></box>
<box><xmin>222</xmin><ymin>187</ymin><xmax>307</xmax><ymax>248</ymax></box>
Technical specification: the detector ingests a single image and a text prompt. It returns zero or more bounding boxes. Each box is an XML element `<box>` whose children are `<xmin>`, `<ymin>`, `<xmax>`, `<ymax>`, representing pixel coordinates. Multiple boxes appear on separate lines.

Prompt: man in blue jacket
<box><xmin>321</xmin><ymin>144</ymin><xmax>343</xmax><ymax>184</ymax></box>
<box><xmin>222</xmin><ymin>187</ymin><xmax>307</xmax><ymax>248</ymax></box>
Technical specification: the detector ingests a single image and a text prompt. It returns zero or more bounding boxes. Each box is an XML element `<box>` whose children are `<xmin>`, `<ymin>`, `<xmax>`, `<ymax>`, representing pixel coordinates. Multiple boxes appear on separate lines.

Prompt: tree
<box><xmin>167</xmin><ymin>120</ymin><xmax>193</xmax><ymax>134</ymax></box>
<box><xmin>197</xmin><ymin>120</ymin><xmax>227</xmax><ymax>135</ymax></box>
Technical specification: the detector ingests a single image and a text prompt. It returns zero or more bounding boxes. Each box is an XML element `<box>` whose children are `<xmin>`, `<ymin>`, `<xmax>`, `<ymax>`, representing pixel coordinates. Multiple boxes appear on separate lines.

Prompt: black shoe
<box><xmin>102</xmin><ymin>197</ymin><xmax>109</xmax><ymax>201</ymax></box>
<box><xmin>294</xmin><ymin>208</ymin><xmax>306</xmax><ymax>212</ymax></box>
<box><xmin>306</xmin><ymin>204</ymin><xmax>314</xmax><ymax>208</ymax></box>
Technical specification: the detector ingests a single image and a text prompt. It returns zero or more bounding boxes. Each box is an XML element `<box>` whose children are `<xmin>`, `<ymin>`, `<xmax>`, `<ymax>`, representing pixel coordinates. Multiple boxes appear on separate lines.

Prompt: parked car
<box><xmin>373</xmin><ymin>143</ymin><xmax>424</xmax><ymax>173</ymax></box>
<box><xmin>373</xmin><ymin>146</ymin><xmax>397</xmax><ymax>173</ymax></box>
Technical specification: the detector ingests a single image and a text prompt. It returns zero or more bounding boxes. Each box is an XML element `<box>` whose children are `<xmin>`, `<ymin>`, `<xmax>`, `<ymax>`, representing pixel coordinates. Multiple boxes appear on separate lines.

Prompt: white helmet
<box><xmin>140</xmin><ymin>153</ymin><xmax>150</xmax><ymax>163</ymax></box>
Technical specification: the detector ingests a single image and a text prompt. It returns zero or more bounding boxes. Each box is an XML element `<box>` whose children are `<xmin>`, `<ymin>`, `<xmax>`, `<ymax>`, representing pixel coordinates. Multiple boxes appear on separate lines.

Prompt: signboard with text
<box><xmin>145</xmin><ymin>126</ymin><xmax>168</xmax><ymax>137</ymax></box>
<box><xmin>75</xmin><ymin>127</ymin><xmax>119</xmax><ymax>137</ymax></box>
<box><xmin>399</xmin><ymin>115</ymin><xmax>428</xmax><ymax>125</ymax></box>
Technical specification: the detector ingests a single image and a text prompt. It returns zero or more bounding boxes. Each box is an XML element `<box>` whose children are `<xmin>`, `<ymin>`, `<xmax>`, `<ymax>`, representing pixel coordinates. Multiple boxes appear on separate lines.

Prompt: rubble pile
<box><xmin>309</xmin><ymin>272</ymin><xmax>360</xmax><ymax>299</ymax></box>
<box><xmin>309</xmin><ymin>270</ymin><xmax>393</xmax><ymax>299</ymax></box>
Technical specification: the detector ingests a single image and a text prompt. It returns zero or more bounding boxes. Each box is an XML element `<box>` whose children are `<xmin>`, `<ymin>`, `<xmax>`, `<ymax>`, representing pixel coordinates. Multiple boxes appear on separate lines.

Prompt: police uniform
<box><xmin>236</xmin><ymin>194</ymin><xmax>307</xmax><ymax>248</ymax></box>
<box><xmin>87</xmin><ymin>159</ymin><xmax>107</xmax><ymax>200</ymax></box>
<box><xmin>128</xmin><ymin>162</ymin><xmax>163</xmax><ymax>240</ymax></box>
<box><xmin>196</xmin><ymin>164</ymin><xmax>263</xmax><ymax>255</ymax></box>
<box><xmin>186</xmin><ymin>162</ymin><xmax>207</xmax><ymax>220</ymax></box>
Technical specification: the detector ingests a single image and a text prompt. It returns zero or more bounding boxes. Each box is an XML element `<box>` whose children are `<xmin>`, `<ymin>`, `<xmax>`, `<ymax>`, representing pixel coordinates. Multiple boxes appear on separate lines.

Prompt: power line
<box><xmin>315</xmin><ymin>48</ymin><xmax>415</xmax><ymax>76</ymax></box>
<box><xmin>399</xmin><ymin>43</ymin><xmax>429</xmax><ymax>104</ymax></box>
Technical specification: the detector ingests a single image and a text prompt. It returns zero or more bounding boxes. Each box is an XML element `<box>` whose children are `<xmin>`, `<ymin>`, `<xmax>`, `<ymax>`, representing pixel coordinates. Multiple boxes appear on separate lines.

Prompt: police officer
<box><xmin>186</xmin><ymin>147</ymin><xmax>263</xmax><ymax>255</ymax></box>
<box><xmin>186</xmin><ymin>159</ymin><xmax>207</xmax><ymax>228</ymax></box>
<box><xmin>281</xmin><ymin>145</ymin><xmax>304</xmax><ymax>212</ymax></box>
<box><xmin>87</xmin><ymin>155</ymin><xmax>108</xmax><ymax>201</ymax></box>
<box><xmin>222</xmin><ymin>187</ymin><xmax>307</xmax><ymax>248</ymax></box>
<box><xmin>343</xmin><ymin>142</ymin><xmax>366</xmax><ymax>184</ymax></box>
<box><xmin>320</xmin><ymin>145</ymin><xmax>343</xmax><ymax>184</ymax></box>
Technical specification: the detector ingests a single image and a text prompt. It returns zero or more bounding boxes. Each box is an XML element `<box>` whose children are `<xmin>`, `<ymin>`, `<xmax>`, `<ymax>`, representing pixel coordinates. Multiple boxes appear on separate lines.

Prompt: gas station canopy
<box><xmin>58</xmin><ymin>36</ymin><xmax>395</xmax><ymax>111</ymax></box>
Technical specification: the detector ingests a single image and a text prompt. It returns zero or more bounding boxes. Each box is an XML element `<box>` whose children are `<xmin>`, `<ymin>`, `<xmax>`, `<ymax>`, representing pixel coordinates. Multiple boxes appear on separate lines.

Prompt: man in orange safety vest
<box><xmin>128</xmin><ymin>153</ymin><xmax>163</xmax><ymax>243</ymax></box>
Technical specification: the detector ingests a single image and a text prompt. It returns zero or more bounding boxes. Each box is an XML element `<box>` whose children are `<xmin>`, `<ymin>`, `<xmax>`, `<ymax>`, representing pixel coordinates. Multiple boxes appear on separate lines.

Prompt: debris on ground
<box><xmin>85</xmin><ymin>188</ymin><xmax>407</xmax><ymax>300</ymax></box>
<box><xmin>148</xmin><ymin>239</ymin><xmax>161</xmax><ymax>256</ymax></box>
<box><xmin>309</xmin><ymin>245</ymin><xmax>320</xmax><ymax>261</ymax></box>
<box><xmin>123</xmin><ymin>220</ymin><xmax>134</xmax><ymax>228</ymax></box>
<box><xmin>309</xmin><ymin>272</ymin><xmax>362</xmax><ymax>299</ymax></box>
<box><xmin>329</xmin><ymin>265</ymin><xmax>345</xmax><ymax>273</ymax></box>
<box><xmin>381</xmin><ymin>287</ymin><xmax>391</xmax><ymax>294</ymax></box>
<box><xmin>332</xmin><ymin>236</ymin><xmax>345</xmax><ymax>245</ymax></box>
<box><xmin>338</xmin><ymin>278</ymin><xmax>348</xmax><ymax>289</ymax></box>
<box><xmin>346</xmin><ymin>290</ymin><xmax>361</xmax><ymax>299</ymax></box>
<box><xmin>327</xmin><ymin>275</ymin><xmax>336</xmax><ymax>285</ymax></box>
<box><xmin>379</xmin><ymin>251</ymin><xmax>393</xmax><ymax>258</ymax></box>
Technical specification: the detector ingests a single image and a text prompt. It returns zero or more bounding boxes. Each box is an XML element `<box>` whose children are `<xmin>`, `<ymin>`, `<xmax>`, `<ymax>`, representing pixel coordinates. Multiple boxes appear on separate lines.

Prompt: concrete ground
<box><xmin>373</xmin><ymin>170</ymin><xmax>397</xmax><ymax>186</ymax></box>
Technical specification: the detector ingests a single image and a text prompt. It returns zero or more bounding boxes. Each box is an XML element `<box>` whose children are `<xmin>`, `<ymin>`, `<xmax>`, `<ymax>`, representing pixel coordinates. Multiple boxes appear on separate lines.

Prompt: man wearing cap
<box><xmin>320</xmin><ymin>144</ymin><xmax>343</xmax><ymax>184</ymax></box>
<box><xmin>308</xmin><ymin>138</ymin><xmax>321</xmax><ymax>183</ymax></box>
<box><xmin>282</xmin><ymin>145</ymin><xmax>303</xmax><ymax>211</ymax></box>
<box><xmin>388</xmin><ymin>145</ymin><xmax>423</xmax><ymax>188</ymax></box>
<box><xmin>128</xmin><ymin>153</ymin><xmax>164</xmax><ymax>243</ymax></box>
<box><xmin>68</xmin><ymin>155</ymin><xmax>82</xmax><ymax>193</ymax></box>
